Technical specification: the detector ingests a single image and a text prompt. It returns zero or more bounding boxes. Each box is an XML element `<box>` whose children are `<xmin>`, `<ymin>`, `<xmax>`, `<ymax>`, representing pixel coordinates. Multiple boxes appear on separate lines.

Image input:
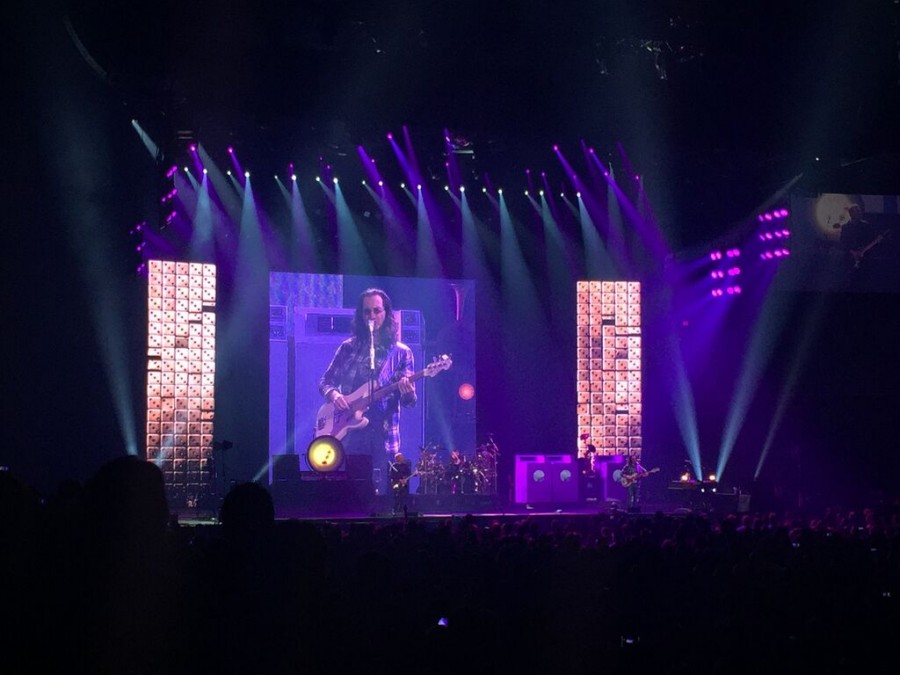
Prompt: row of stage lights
<box><xmin>710</xmin><ymin>249</ymin><xmax>741</xmax><ymax>298</ymax></box>
<box><xmin>705</xmin><ymin>206</ymin><xmax>792</xmax><ymax>298</ymax></box>
<box><xmin>182</xmin><ymin>165</ymin><xmax>591</xmax><ymax>199</ymax></box>
<box><xmin>757</xmin><ymin>207</ymin><xmax>790</xmax><ymax>222</ymax></box>
<box><xmin>757</xmin><ymin>207</ymin><xmax>792</xmax><ymax>261</ymax></box>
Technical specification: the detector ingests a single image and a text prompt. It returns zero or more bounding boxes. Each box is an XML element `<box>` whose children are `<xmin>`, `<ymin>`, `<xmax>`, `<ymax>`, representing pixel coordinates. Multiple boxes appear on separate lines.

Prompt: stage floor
<box><xmin>174</xmin><ymin>494</ymin><xmax>736</xmax><ymax>527</ymax></box>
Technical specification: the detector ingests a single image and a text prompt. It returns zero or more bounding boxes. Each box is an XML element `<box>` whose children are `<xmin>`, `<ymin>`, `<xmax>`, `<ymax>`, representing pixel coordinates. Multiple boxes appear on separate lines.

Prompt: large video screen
<box><xmin>267</xmin><ymin>273</ymin><xmax>475</xmax><ymax>494</ymax></box>
<box><xmin>786</xmin><ymin>193</ymin><xmax>900</xmax><ymax>292</ymax></box>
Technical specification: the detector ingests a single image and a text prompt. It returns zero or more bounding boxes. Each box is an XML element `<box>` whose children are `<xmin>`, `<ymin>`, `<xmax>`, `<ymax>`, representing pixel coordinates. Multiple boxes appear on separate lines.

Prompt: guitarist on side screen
<box><xmin>318</xmin><ymin>288</ymin><xmax>417</xmax><ymax>495</ymax></box>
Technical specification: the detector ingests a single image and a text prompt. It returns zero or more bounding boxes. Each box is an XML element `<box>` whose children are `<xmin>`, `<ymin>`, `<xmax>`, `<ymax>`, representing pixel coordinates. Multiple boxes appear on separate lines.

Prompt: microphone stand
<box><xmin>368</xmin><ymin>319</ymin><xmax>376</xmax><ymax>373</ymax></box>
<box><xmin>367</xmin><ymin>319</ymin><xmax>380</xmax><ymax>496</ymax></box>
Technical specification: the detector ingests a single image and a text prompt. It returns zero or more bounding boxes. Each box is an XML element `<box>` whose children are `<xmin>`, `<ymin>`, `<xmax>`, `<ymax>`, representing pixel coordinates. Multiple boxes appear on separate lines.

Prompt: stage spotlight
<box><xmin>333</xmin><ymin>177</ymin><xmax>339</xmax><ymax>184</ymax></box>
<box><xmin>202</xmin><ymin>168</ymin><xmax>208</xmax><ymax>175</ymax></box>
<box><xmin>291</xmin><ymin>174</ymin><xmax>297</xmax><ymax>181</ymax></box>
<box><xmin>498</xmin><ymin>188</ymin><xmax>503</xmax><ymax>195</ymax></box>
<box><xmin>460</xmin><ymin>186</ymin><xmax>465</xmax><ymax>193</ymax></box>
<box><xmin>417</xmin><ymin>184</ymin><xmax>422</xmax><ymax>191</ymax></box>
<box><xmin>400</xmin><ymin>182</ymin><xmax>406</xmax><ymax>189</ymax></box>
<box><xmin>306</xmin><ymin>435</ymin><xmax>345</xmax><ymax>473</ymax></box>
<box><xmin>244</xmin><ymin>171</ymin><xmax>250</xmax><ymax>178</ymax></box>
<box><xmin>576</xmin><ymin>192</ymin><xmax>581</xmax><ymax>198</ymax></box>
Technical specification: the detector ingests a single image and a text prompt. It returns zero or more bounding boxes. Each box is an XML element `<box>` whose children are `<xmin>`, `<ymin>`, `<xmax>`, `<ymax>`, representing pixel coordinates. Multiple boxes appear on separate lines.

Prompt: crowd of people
<box><xmin>2</xmin><ymin>455</ymin><xmax>899</xmax><ymax>674</ymax></box>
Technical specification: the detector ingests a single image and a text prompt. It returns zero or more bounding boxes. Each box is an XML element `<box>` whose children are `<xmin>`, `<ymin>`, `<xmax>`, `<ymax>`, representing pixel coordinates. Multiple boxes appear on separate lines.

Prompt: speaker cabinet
<box><xmin>514</xmin><ymin>454</ymin><xmax>579</xmax><ymax>503</ymax></box>
<box><xmin>272</xmin><ymin>453</ymin><xmax>300</xmax><ymax>481</ymax></box>
<box><xmin>593</xmin><ymin>455</ymin><xmax>628</xmax><ymax>502</ymax></box>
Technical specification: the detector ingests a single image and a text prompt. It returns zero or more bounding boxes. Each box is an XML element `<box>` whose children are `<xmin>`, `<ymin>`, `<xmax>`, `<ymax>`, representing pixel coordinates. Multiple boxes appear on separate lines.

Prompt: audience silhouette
<box><xmin>2</xmin><ymin>456</ymin><xmax>899</xmax><ymax>674</ymax></box>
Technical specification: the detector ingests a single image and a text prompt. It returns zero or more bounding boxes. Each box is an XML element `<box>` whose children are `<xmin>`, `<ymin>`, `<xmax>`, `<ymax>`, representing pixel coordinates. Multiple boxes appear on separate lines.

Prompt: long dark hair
<box><xmin>353</xmin><ymin>287</ymin><xmax>399</xmax><ymax>344</ymax></box>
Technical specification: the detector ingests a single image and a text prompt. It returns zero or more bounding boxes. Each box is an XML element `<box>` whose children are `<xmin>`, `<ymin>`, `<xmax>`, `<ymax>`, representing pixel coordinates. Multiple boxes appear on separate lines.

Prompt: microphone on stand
<box><xmin>368</xmin><ymin>319</ymin><xmax>375</xmax><ymax>371</ymax></box>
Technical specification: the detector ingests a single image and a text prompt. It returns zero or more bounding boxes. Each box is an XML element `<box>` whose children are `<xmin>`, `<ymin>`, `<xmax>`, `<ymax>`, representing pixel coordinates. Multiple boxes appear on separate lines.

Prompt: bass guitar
<box><xmin>850</xmin><ymin>229</ymin><xmax>891</xmax><ymax>268</ymax></box>
<box><xmin>315</xmin><ymin>355</ymin><xmax>452</xmax><ymax>440</ymax></box>
<box><xmin>391</xmin><ymin>471</ymin><xmax>419</xmax><ymax>491</ymax></box>
<box><xmin>619</xmin><ymin>467</ymin><xmax>660</xmax><ymax>488</ymax></box>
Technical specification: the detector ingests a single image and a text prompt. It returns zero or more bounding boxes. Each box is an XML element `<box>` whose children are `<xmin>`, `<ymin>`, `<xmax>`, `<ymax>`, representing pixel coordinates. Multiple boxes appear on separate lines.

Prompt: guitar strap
<box><xmin>377</xmin><ymin>345</ymin><xmax>402</xmax><ymax>384</ymax></box>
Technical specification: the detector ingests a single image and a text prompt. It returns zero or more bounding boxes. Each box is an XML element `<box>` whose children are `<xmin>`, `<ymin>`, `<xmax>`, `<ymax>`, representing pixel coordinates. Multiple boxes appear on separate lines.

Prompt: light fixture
<box><xmin>306</xmin><ymin>435</ymin><xmax>345</xmax><ymax>473</ymax></box>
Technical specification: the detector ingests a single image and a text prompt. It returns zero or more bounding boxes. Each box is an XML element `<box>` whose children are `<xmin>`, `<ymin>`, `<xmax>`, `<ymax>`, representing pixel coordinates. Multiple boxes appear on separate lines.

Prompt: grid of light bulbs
<box><xmin>145</xmin><ymin>260</ymin><xmax>217</xmax><ymax>501</ymax></box>
<box><xmin>575</xmin><ymin>280</ymin><xmax>642</xmax><ymax>457</ymax></box>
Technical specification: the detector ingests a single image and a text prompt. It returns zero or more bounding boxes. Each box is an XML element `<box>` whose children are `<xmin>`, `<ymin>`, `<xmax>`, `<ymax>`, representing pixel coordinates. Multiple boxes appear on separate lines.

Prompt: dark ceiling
<box><xmin>22</xmin><ymin>1</ymin><xmax>900</xmax><ymax>244</ymax></box>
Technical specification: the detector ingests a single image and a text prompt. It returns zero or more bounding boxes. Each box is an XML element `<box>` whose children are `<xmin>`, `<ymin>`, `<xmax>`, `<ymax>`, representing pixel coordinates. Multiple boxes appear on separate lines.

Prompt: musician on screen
<box><xmin>621</xmin><ymin>454</ymin><xmax>648</xmax><ymax>513</ymax></box>
<box><xmin>318</xmin><ymin>288</ymin><xmax>416</xmax><ymax>494</ymax></box>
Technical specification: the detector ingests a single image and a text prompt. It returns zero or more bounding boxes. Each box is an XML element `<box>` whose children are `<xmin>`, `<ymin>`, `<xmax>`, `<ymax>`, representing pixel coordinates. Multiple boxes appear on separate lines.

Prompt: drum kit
<box><xmin>415</xmin><ymin>436</ymin><xmax>499</xmax><ymax>496</ymax></box>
